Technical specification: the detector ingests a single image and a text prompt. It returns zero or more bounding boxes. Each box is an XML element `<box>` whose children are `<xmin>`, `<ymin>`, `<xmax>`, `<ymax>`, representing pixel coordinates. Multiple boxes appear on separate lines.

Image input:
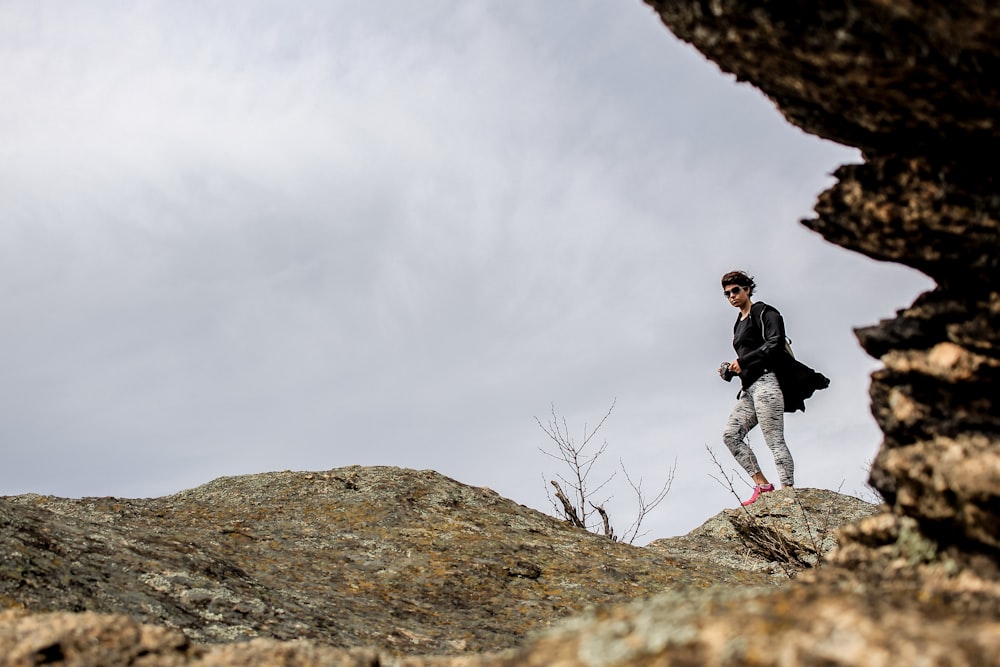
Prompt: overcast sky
<box><xmin>1</xmin><ymin>1</ymin><xmax>933</xmax><ymax>542</ymax></box>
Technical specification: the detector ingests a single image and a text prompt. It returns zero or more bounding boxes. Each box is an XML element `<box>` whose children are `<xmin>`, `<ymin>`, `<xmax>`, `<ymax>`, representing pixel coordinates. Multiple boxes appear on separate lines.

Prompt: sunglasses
<box><xmin>723</xmin><ymin>286</ymin><xmax>744</xmax><ymax>298</ymax></box>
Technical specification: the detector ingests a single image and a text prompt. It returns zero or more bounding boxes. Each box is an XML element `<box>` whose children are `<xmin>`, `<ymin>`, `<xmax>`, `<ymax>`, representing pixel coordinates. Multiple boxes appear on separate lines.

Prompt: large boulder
<box><xmin>1</xmin><ymin>466</ymin><xmax>780</xmax><ymax>658</ymax></box>
<box><xmin>0</xmin><ymin>467</ymin><xmax>880</xmax><ymax>665</ymax></box>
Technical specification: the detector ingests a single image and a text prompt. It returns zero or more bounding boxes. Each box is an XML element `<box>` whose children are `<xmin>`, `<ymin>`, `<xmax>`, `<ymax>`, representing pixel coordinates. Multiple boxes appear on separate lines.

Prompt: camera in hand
<box><xmin>719</xmin><ymin>361</ymin><xmax>734</xmax><ymax>382</ymax></box>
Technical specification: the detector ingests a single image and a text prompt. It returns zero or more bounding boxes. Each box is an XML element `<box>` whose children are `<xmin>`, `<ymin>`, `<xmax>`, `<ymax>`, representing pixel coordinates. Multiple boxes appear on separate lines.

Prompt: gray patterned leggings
<box><xmin>722</xmin><ymin>371</ymin><xmax>794</xmax><ymax>486</ymax></box>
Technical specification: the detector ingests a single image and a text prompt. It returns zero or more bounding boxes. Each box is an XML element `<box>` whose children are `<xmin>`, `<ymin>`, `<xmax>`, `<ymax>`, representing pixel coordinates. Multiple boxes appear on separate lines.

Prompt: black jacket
<box><xmin>733</xmin><ymin>302</ymin><xmax>829</xmax><ymax>413</ymax></box>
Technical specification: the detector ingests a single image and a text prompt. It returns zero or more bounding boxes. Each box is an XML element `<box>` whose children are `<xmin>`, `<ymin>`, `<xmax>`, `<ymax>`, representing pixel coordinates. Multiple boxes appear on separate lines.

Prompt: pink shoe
<box><xmin>742</xmin><ymin>483</ymin><xmax>775</xmax><ymax>506</ymax></box>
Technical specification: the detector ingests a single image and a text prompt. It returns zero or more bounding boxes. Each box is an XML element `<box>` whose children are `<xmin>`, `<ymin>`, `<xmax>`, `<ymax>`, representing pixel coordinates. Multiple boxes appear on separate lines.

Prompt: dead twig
<box><xmin>619</xmin><ymin>457</ymin><xmax>676</xmax><ymax>544</ymax></box>
<box><xmin>550</xmin><ymin>480</ymin><xmax>585</xmax><ymax>529</ymax></box>
<box><xmin>789</xmin><ymin>488</ymin><xmax>824</xmax><ymax>562</ymax></box>
<box><xmin>538</xmin><ymin>400</ymin><xmax>617</xmax><ymax>531</ymax></box>
<box><xmin>705</xmin><ymin>444</ymin><xmax>797</xmax><ymax>579</ymax></box>
<box><xmin>538</xmin><ymin>400</ymin><xmax>673</xmax><ymax>544</ymax></box>
<box><xmin>590</xmin><ymin>502</ymin><xmax>615</xmax><ymax>540</ymax></box>
<box><xmin>728</xmin><ymin>513</ymin><xmax>816</xmax><ymax>569</ymax></box>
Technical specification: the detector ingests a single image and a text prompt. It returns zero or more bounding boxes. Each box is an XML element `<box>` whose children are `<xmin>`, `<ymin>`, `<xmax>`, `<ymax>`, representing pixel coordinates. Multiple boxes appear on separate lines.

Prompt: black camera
<box><xmin>719</xmin><ymin>361</ymin><xmax>734</xmax><ymax>382</ymax></box>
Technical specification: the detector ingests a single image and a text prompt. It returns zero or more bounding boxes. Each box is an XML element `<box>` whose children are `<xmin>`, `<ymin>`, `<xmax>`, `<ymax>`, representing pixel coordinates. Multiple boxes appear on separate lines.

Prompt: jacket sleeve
<box><xmin>738</xmin><ymin>305</ymin><xmax>786</xmax><ymax>368</ymax></box>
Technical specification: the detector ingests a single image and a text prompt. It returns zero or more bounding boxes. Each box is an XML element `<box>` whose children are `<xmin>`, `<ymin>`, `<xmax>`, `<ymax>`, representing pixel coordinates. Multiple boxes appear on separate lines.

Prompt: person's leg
<box><xmin>722</xmin><ymin>392</ymin><xmax>765</xmax><ymax>482</ymax></box>
<box><xmin>749</xmin><ymin>372</ymin><xmax>793</xmax><ymax>487</ymax></box>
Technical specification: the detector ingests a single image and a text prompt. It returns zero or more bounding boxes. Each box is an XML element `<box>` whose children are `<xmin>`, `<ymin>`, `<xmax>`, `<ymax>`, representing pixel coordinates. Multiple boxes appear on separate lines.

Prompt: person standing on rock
<box><xmin>717</xmin><ymin>270</ymin><xmax>828</xmax><ymax>506</ymax></box>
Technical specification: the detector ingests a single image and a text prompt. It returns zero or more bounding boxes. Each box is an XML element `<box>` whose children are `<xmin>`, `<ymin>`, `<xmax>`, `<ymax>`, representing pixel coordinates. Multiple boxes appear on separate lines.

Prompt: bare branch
<box><xmin>589</xmin><ymin>502</ymin><xmax>616</xmax><ymax>541</ymax></box>
<box><xmin>550</xmin><ymin>480</ymin><xmax>585</xmax><ymax>529</ymax></box>
<box><xmin>542</xmin><ymin>474</ymin><xmax>564</xmax><ymax>517</ymax></box>
<box><xmin>587</xmin><ymin>469</ymin><xmax>617</xmax><ymax>499</ymax></box>
<box><xmin>538</xmin><ymin>400</ymin><xmax>672</xmax><ymax>542</ymax></box>
<box><xmin>704</xmin><ymin>444</ymin><xmax>797</xmax><ymax>579</ymax></box>
<box><xmin>619</xmin><ymin>457</ymin><xmax>676</xmax><ymax>544</ymax></box>
<box><xmin>535</xmin><ymin>401</ymin><xmax>617</xmax><ymax>531</ymax></box>
<box><xmin>705</xmin><ymin>444</ymin><xmax>750</xmax><ymax>497</ymax></box>
<box><xmin>789</xmin><ymin>488</ymin><xmax>823</xmax><ymax>558</ymax></box>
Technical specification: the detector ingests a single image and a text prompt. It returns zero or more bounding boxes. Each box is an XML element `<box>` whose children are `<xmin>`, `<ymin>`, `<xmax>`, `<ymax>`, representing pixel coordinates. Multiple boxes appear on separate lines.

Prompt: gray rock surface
<box><xmin>0</xmin><ymin>468</ymin><xmax>878</xmax><ymax>666</ymax></box>
<box><xmin>649</xmin><ymin>488</ymin><xmax>878</xmax><ymax>582</ymax></box>
<box><xmin>1</xmin><ymin>466</ymin><xmax>788</xmax><ymax>659</ymax></box>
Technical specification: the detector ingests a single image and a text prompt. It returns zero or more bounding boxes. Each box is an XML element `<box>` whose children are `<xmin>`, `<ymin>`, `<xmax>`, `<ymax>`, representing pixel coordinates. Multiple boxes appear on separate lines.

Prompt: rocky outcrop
<box><xmin>645</xmin><ymin>0</ymin><xmax>1000</xmax><ymax>562</ymax></box>
<box><xmin>0</xmin><ymin>470</ymin><xmax>988</xmax><ymax>667</ymax></box>
<box><xmin>643</xmin><ymin>1</ymin><xmax>1000</xmax><ymax>159</ymax></box>
<box><xmin>649</xmin><ymin>487</ymin><xmax>877</xmax><ymax>581</ymax></box>
<box><xmin>0</xmin><ymin>468</ymin><xmax>874</xmax><ymax>665</ymax></box>
<box><xmin>1</xmin><ymin>466</ymin><xmax>803</xmax><ymax>659</ymax></box>
<box><xmin>465</xmin><ymin>1</ymin><xmax>1000</xmax><ymax>664</ymax></box>
<box><xmin>468</xmin><ymin>586</ymin><xmax>1000</xmax><ymax>667</ymax></box>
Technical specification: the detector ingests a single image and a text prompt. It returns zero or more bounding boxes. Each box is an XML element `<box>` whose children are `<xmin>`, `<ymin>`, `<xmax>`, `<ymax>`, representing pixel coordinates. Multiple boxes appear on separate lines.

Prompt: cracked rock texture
<box><xmin>0</xmin><ymin>466</ymin><xmax>771</xmax><ymax>655</ymax></box>
<box><xmin>648</xmin><ymin>488</ymin><xmax>877</xmax><ymax>581</ymax></box>
<box><xmin>1</xmin><ymin>468</ymin><xmax>866</xmax><ymax>665</ymax></box>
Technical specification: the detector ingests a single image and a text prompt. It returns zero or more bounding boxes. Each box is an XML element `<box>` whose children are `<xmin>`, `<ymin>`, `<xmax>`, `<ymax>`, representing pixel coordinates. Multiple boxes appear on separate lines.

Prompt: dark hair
<box><xmin>721</xmin><ymin>270</ymin><xmax>755</xmax><ymax>296</ymax></box>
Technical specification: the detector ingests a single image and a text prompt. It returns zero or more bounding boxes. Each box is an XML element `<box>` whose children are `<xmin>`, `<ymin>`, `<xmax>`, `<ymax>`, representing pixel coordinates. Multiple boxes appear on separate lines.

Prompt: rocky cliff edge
<box><xmin>1</xmin><ymin>466</ymin><xmax>874</xmax><ymax>665</ymax></box>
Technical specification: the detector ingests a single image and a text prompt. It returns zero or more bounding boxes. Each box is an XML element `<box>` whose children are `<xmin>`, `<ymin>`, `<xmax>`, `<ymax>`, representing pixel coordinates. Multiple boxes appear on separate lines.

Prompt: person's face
<box><xmin>723</xmin><ymin>283</ymin><xmax>749</xmax><ymax>308</ymax></box>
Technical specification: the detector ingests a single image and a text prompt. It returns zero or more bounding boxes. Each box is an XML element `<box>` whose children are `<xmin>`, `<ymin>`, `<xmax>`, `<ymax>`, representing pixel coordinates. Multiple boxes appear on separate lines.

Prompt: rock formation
<box><xmin>492</xmin><ymin>0</ymin><xmax>1000</xmax><ymax>664</ymax></box>
<box><xmin>1</xmin><ymin>467</ymin><xmax>868</xmax><ymax>664</ymax></box>
<box><xmin>643</xmin><ymin>0</ymin><xmax>1000</xmax><ymax>561</ymax></box>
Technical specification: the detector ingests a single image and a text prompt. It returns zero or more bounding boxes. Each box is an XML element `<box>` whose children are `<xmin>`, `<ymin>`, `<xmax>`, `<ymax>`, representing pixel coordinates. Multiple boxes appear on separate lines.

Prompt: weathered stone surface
<box><xmin>1</xmin><ymin>466</ymin><xmax>780</xmax><ymax>659</ymax></box>
<box><xmin>809</xmin><ymin>158</ymin><xmax>1000</xmax><ymax>284</ymax></box>
<box><xmin>643</xmin><ymin>1</ymin><xmax>1000</xmax><ymax>158</ymax></box>
<box><xmin>0</xmin><ymin>468</ymin><xmax>883</xmax><ymax>666</ymax></box>
<box><xmin>615</xmin><ymin>1</ymin><xmax>1000</xmax><ymax>664</ymax></box>
<box><xmin>649</xmin><ymin>488</ymin><xmax>878</xmax><ymax>582</ymax></box>
<box><xmin>0</xmin><ymin>471</ymin><xmax>883</xmax><ymax>666</ymax></box>
<box><xmin>409</xmin><ymin>506</ymin><xmax>1000</xmax><ymax>665</ymax></box>
<box><xmin>0</xmin><ymin>608</ymin><xmax>380</xmax><ymax>666</ymax></box>
<box><xmin>460</xmin><ymin>584</ymin><xmax>1000</xmax><ymax>666</ymax></box>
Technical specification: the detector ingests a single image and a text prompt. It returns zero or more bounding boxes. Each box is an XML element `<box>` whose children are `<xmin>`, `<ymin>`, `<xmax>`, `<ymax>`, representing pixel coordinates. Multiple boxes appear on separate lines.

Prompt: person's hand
<box><xmin>730</xmin><ymin>359</ymin><xmax>741</xmax><ymax>375</ymax></box>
